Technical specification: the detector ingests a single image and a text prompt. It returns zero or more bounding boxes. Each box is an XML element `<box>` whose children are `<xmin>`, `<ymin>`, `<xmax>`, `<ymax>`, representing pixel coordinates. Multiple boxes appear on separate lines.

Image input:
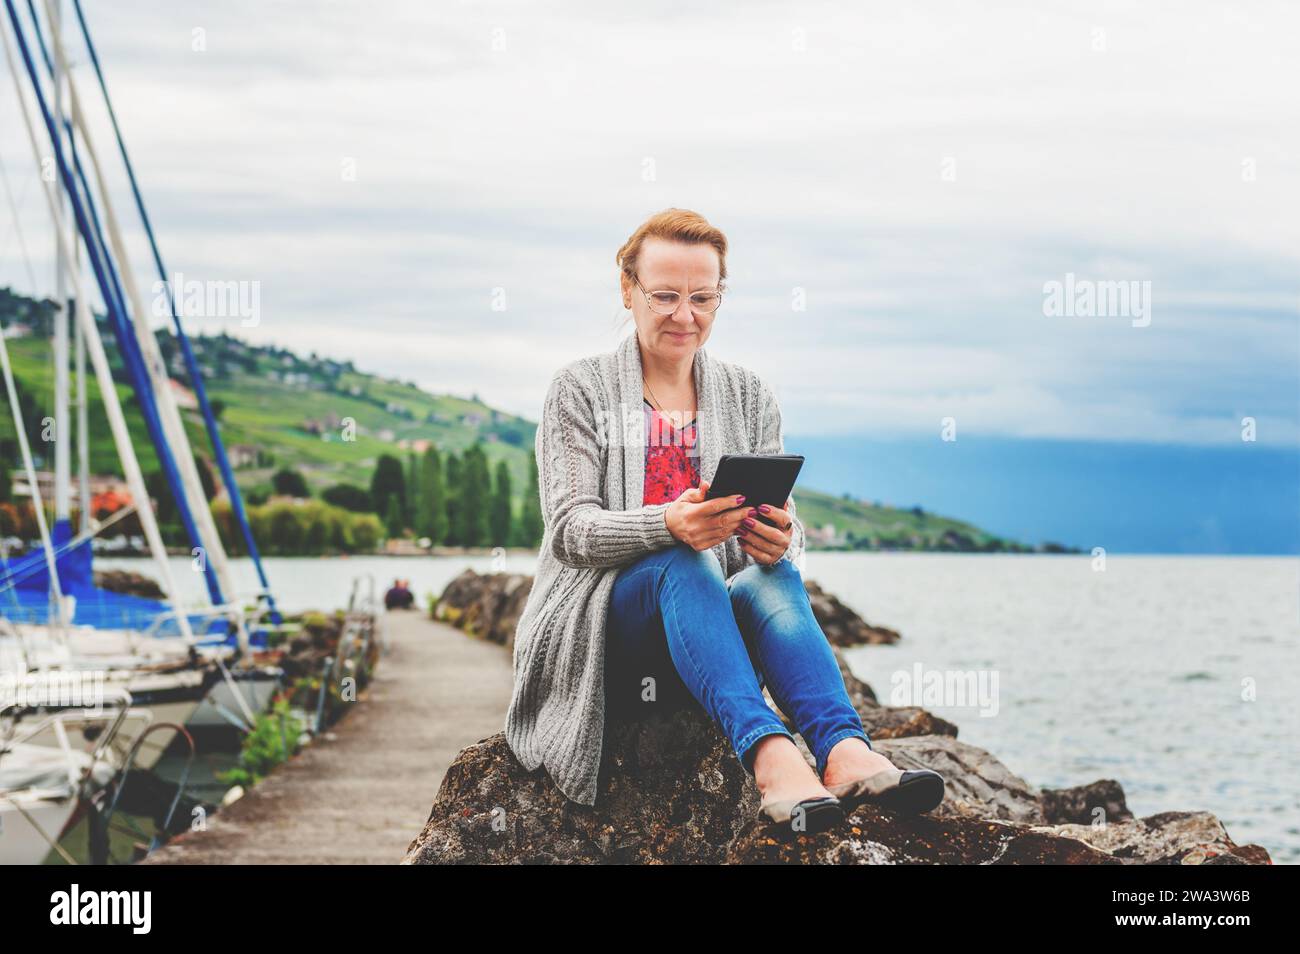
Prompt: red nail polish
<box><xmin>736</xmin><ymin>496</ymin><xmax>745</xmax><ymax>505</ymax></box>
<box><xmin>758</xmin><ymin>504</ymin><xmax>770</xmax><ymax>514</ymax></box>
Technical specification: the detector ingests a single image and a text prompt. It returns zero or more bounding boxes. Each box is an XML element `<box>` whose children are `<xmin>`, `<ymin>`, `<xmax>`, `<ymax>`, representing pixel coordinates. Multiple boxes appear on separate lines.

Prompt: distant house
<box><xmin>807</xmin><ymin>524</ymin><xmax>840</xmax><ymax>547</ymax></box>
<box><xmin>12</xmin><ymin>471</ymin><xmax>131</xmax><ymax>511</ymax></box>
<box><xmin>91</xmin><ymin>488</ymin><xmax>133</xmax><ymax>515</ymax></box>
<box><xmin>168</xmin><ymin>378</ymin><xmax>199</xmax><ymax>410</ymax></box>
<box><xmin>397</xmin><ymin>438</ymin><xmax>433</xmax><ymax>453</ymax></box>
<box><xmin>228</xmin><ymin>444</ymin><xmax>259</xmax><ymax>468</ymax></box>
<box><xmin>10</xmin><ymin>470</ymin><xmax>56</xmax><ymax>502</ymax></box>
<box><xmin>376</xmin><ymin>429</ymin><xmax>396</xmax><ymax>443</ymax></box>
<box><xmin>384</xmin><ymin>537</ymin><xmax>424</xmax><ymax>556</ymax></box>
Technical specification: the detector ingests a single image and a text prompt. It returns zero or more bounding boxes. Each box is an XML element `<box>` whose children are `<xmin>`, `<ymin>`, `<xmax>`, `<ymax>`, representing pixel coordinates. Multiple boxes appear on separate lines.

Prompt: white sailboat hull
<box><xmin>18</xmin><ymin>696</ymin><xmax>201</xmax><ymax>772</ymax></box>
<box><xmin>0</xmin><ymin>740</ymin><xmax>116</xmax><ymax>865</ymax></box>
<box><xmin>189</xmin><ymin>671</ymin><xmax>281</xmax><ymax>728</ymax></box>
<box><xmin>0</xmin><ymin>790</ymin><xmax>79</xmax><ymax>865</ymax></box>
<box><xmin>2</xmin><ymin>655</ymin><xmax>214</xmax><ymax>772</ymax></box>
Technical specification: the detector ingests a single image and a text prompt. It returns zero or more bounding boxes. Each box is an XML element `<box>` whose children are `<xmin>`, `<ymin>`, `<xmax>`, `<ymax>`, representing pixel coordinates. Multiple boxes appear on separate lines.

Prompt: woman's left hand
<box><xmin>734</xmin><ymin>498</ymin><xmax>793</xmax><ymax>565</ymax></box>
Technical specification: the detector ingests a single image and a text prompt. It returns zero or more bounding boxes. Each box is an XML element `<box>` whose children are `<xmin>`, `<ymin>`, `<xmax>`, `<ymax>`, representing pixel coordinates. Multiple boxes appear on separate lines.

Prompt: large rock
<box><xmin>404</xmin><ymin>707</ymin><xmax>1063</xmax><ymax>865</ymax></box>
<box><xmin>1040</xmin><ymin>778</ymin><xmax>1133</xmax><ymax>825</ymax></box>
<box><xmin>405</xmin><ymin>709</ymin><xmax>756</xmax><ymax>864</ymax></box>
<box><xmin>1032</xmin><ymin>812</ymin><xmax>1271</xmax><ymax>865</ymax></box>
<box><xmin>410</xmin><ymin>570</ymin><xmax>1272</xmax><ymax>865</ymax></box>
<box><xmin>726</xmin><ymin>803</ymin><xmax>1116</xmax><ymax>864</ymax></box>
<box><xmin>431</xmin><ymin>569</ymin><xmax>533</xmax><ymax>649</ymax></box>
<box><xmin>404</xmin><ymin>706</ymin><xmax>1271</xmax><ymax>865</ymax></box>
<box><xmin>94</xmin><ymin>568</ymin><xmax>165</xmax><ymax>600</ymax></box>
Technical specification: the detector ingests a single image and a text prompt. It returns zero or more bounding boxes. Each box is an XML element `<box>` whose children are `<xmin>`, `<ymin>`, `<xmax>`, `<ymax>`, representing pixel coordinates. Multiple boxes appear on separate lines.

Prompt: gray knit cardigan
<box><xmin>504</xmin><ymin>330</ymin><xmax>807</xmax><ymax>806</ymax></box>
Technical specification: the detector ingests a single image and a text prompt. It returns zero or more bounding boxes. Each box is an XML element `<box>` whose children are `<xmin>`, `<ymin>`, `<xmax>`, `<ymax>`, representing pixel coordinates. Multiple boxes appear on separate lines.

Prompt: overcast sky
<box><xmin>2</xmin><ymin>0</ymin><xmax>1296</xmax><ymax>446</ymax></box>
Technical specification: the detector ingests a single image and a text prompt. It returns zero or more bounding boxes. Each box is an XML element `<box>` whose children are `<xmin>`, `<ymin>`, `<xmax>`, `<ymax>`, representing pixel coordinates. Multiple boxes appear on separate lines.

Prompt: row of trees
<box><xmin>193</xmin><ymin>439</ymin><xmax>548</xmax><ymax>552</ymax></box>
<box><xmin>0</xmin><ymin>480</ymin><xmax>383</xmax><ymax>559</ymax></box>
<box><xmin>213</xmin><ymin>499</ymin><xmax>382</xmax><ymax>556</ymax></box>
<box><xmin>359</xmin><ymin>443</ymin><xmax>543</xmax><ymax>548</ymax></box>
<box><xmin>2</xmin><ymin>439</ymin><xmax>546</xmax><ymax>554</ymax></box>
<box><xmin>263</xmin><ymin>442</ymin><xmax>544</xmax><ymax>550</ymax></box>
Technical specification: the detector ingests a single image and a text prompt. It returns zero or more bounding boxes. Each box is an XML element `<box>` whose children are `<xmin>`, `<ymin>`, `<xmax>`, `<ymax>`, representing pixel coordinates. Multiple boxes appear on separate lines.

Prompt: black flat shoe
<box><xmin>826</xmin><ymin>767</ymin><xmax>945</xmax><ymax>815</ymax></box>
<box><xmin>756</xmin><ymin>795</ymin><xmax>844</xmax><ymax>835</ymax></box>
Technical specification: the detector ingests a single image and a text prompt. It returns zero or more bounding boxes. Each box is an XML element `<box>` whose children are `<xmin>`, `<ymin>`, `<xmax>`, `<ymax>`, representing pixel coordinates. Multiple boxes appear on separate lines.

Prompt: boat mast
<box><xmin>54</xmin><ymin>0</ymin><xmax>89</xmax><ymax>538</ymax></box>
<box><xmin>49</xmin><ymin>0</ymin><xmax>71</xmax><ymax>595</ymax></box>
<box><xmin>75</xmin><ymin>287</ymin><xmax>89</xmax><ymax>533</ymax></box>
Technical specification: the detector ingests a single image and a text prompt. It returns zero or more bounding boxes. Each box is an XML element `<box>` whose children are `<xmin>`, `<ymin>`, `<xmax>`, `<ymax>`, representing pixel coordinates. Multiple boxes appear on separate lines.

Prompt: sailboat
<box><xmin>0</xmin><ymin>0</ymin><xmax>284</xmax><ymax>771</ymax></box>
<box><xmin>0</xmin><ymin>697</ymin><xmax>141</xmax><ymax>865</ymax></box>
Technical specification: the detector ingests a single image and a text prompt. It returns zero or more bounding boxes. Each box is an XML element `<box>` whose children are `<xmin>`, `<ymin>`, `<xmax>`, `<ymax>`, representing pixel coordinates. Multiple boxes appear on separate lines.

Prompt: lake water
<box><xmin>97</xmin><ymin>551</ymin><xmax>1300</xmax><ymax>863</ymax></box>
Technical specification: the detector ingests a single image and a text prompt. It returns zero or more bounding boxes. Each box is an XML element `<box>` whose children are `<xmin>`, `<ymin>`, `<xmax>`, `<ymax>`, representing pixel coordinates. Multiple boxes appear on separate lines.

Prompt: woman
<box><xmin>505</xmin><ymin>208</ymin><xmax>944</xmax><ymax>834</ymax></box>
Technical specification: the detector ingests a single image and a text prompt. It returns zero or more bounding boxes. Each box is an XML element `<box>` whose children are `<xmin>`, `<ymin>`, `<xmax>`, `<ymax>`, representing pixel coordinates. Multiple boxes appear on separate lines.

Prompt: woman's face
<box><xmin>622</xmin><ymin>237</ymin><xmax>720</xmax><ymax>360</ymax></box>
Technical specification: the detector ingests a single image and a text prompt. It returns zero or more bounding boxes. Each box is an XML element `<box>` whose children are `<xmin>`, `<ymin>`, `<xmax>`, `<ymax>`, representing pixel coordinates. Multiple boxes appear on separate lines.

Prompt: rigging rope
<box><xmin>0</xmin><ymin>148</ymin><xmax>39</xmax><ymax>291</ymax></box>
<box><xmin>33</xmin><ymin>0</ymin><xmax>230</xmax><ymax>607</ymax></box>
<box><xmin>0</xmin><ymin>298</ymin><xmax>65</xmax><ymax>612</ymax></box>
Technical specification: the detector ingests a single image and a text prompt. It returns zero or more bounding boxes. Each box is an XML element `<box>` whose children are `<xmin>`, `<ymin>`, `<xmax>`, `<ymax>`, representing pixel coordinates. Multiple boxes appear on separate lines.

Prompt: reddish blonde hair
<box><xmin>615</xmin><ymin>208</ymin><xmax>728</xmax><ymax>290</ymax></box>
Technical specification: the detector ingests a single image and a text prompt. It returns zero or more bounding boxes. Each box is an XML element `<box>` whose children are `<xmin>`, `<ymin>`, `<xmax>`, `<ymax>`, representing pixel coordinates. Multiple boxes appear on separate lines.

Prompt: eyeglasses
<box><xmin>633</xmin><ymin>275</ymin><xmax>723</xmax><ymax>316</ymax></box>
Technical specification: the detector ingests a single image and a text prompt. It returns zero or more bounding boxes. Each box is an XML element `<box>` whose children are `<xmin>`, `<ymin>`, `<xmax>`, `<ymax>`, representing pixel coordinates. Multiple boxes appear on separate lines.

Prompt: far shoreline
<box><xmin>83</xmin><ymin>547</ymin><xmax>1297</xmax><ymax>559</ymax></box>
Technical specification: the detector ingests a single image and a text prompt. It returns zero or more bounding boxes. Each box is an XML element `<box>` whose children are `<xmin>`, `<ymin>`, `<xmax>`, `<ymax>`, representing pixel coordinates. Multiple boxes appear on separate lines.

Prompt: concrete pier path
<box><xmin>143</xmin><ymin>612</ymin><xmax>513</xmax><ymax>864</ymax></box>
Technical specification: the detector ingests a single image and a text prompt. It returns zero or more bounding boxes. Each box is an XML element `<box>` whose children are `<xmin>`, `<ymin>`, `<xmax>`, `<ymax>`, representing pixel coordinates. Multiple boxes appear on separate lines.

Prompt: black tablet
<box><xmin>705</xmin><ymin>453</ymin><xmax>804</xmax><ymax>527</ymax></box>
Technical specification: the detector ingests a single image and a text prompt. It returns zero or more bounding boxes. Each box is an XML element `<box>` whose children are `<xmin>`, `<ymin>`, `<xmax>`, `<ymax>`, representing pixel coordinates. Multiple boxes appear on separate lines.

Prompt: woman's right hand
<box><xmin>665</xmin><ymin>480</ymin><xmax>749</xmax><ymax>551</ymax></box>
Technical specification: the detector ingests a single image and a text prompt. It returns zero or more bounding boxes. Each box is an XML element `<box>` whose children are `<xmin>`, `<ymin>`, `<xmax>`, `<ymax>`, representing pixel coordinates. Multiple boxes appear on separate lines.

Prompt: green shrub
<box><xmin>218</xmin><ymin>699</ymin><xmax>305</xmax><ymax>787</ymax></box>
<box><xmin>213</xmin><ymin>498</ymin><xmax>386</xmax><ymax>555</ymax></box>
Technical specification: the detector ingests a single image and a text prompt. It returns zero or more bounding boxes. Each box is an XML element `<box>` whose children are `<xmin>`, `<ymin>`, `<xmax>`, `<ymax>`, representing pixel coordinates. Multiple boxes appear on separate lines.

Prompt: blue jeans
<box><xmin>604</xmin><ymin>542</ymin><xmax>872</xmax><ymax>779</ymax></box>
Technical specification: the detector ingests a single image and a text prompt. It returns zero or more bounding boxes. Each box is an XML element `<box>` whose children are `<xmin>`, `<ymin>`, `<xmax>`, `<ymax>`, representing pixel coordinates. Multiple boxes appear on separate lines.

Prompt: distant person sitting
<box><xmin>384</xmin><ymin>579</ymin><xmax>414</xmax><ymax>610</ymax></box>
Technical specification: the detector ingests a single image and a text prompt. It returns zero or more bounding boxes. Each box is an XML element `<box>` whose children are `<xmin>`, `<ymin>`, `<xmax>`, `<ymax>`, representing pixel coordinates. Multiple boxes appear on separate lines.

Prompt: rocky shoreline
<box><xmin>407</xmin><ymin>569</ymin><xmax>1271</xmax><ymax>865</ymax></box>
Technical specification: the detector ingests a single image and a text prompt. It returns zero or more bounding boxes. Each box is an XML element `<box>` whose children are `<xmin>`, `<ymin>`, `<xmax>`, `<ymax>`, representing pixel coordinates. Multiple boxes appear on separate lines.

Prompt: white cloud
<box><xmin>1</xmin><ymin>0</ymin><xmax>1295</xmax><ymax>446</ymax></box>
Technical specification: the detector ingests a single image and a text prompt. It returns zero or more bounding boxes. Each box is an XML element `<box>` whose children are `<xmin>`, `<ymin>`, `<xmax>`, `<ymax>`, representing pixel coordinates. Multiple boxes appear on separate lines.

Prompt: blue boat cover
<box><xmin>0</xmin><ymin>522</ymin><xmax>261</xmax><ymax>644</ymax></box>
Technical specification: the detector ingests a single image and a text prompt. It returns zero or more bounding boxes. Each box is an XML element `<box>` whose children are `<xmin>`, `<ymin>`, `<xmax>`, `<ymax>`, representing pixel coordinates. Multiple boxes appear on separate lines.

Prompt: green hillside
<box><xmin>0</xmin><ymin>288</ymin><xmax>538</xmax><ymax>506</ymax></box>
<box><xmin>0</xmin><ymin>287</ymin><xmax>1051</xmax><ymax>552</ymax></box>
<box><xmin>189</xmin><ymin>340</ymin><xmax>537</xmax><ymax>498</ymax></box>
<box><xmin>793</xmin><ymin>486</ymin><xmax>1047</xmax><ymax>552</ymax></box>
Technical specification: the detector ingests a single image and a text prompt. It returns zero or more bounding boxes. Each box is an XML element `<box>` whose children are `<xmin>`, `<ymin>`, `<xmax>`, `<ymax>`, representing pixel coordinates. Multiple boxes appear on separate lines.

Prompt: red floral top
<box><xmin>643</xmin><ymin>398</ymin><xmax>700</xmax><ymax>505</ymax></box>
